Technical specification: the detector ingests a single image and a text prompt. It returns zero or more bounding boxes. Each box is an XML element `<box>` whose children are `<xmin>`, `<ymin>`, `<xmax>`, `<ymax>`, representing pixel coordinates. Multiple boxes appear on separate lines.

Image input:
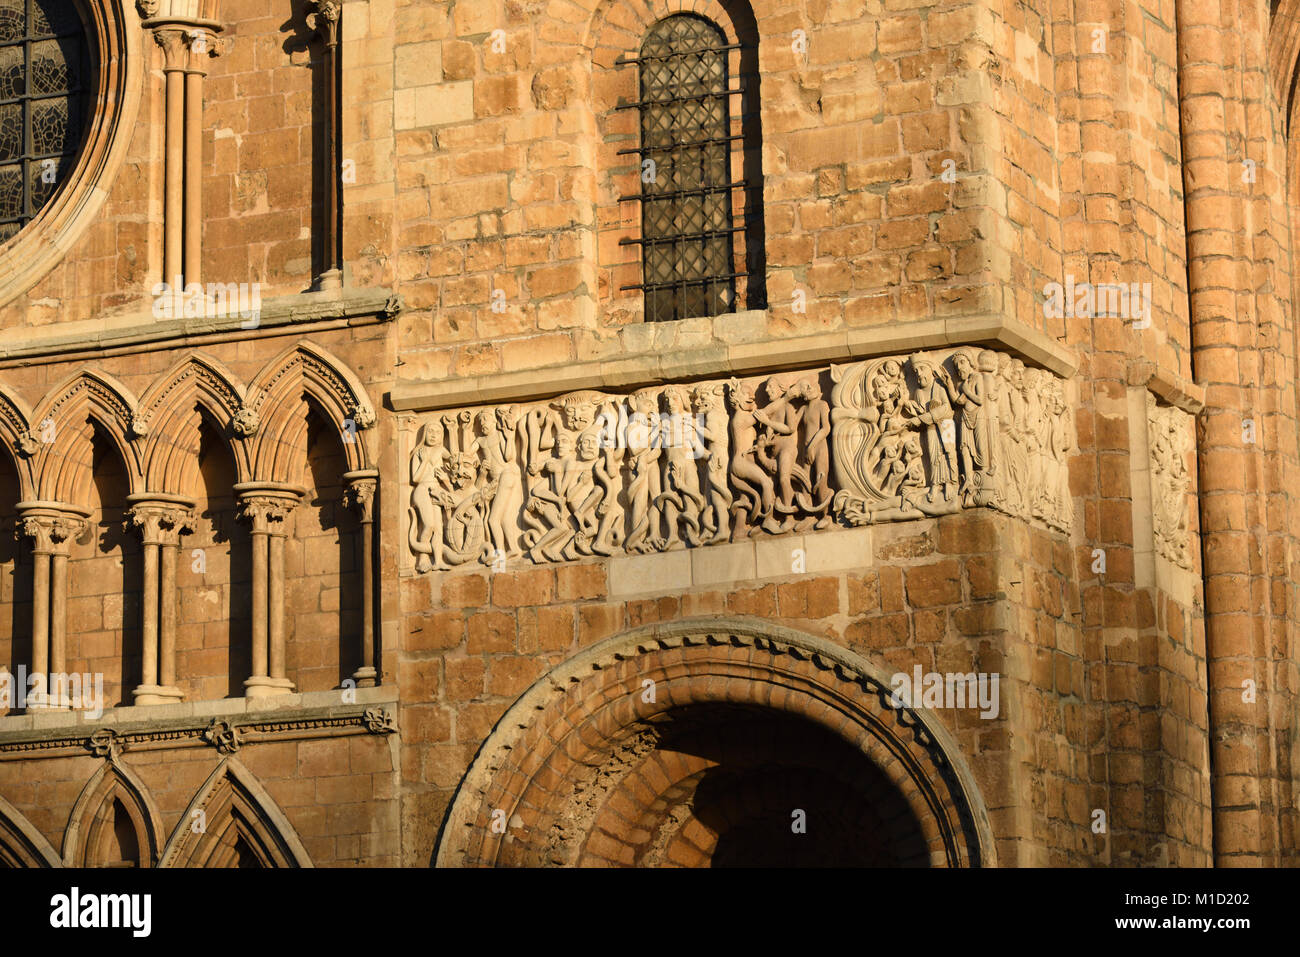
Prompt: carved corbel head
<box><xmin>306</xmin><ymin>0</ymin><xmax>342</xmax><ymax>45</ymax></box>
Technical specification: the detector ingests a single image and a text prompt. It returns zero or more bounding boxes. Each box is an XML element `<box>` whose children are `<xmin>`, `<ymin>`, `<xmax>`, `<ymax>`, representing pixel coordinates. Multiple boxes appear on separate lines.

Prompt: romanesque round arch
<box><xmin>436</xmin><ymin>618</ymin><xmax>995</xmax><ymax>868</ymax></box>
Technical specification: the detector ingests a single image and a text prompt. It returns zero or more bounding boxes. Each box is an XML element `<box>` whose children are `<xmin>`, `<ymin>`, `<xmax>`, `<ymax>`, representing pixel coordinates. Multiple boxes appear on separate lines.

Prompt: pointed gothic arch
<box><xmin>158</xmin><ymin>758</ymin><xmax>312</xmax><ymax>868</ymax></box>
<box><xmin>244</xmin><ymin>341</ymin><xmax>375</xmax><ymax>483</ymax></box>
<box><xmin>136</xmin><ymin>353</ymin><xmax>252</xmax><ymax>494</ymax></box>
<box><xmin>30</xmin><ymin>369</ymin><xmax>142</xmax><ymax>504</ymax></box>
<box><xmin>0</xmin><ymin>381</ymin><xmax>37</xmax><ymax>501</ymax></box>
<box><xmin>0</xmin><ymin>794</ymin><xmax>61</xmax><ymax>868</ymax></box>
<box><xmin>62</xmin><ymin>756</ymin><xmax>165</xmax><ymax>867</ymax></box>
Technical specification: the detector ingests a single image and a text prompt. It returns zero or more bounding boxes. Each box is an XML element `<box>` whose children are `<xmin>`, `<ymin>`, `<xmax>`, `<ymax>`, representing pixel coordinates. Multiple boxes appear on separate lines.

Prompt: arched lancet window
<box><xmin>625</xmin><ymin>13</ymin><xmax>762</xmax><ymax>322</ymax></box>
<box><xmin>0</xmin><ymin>0</ymin><xmax>92</xmax><ymax>244</ymax></box>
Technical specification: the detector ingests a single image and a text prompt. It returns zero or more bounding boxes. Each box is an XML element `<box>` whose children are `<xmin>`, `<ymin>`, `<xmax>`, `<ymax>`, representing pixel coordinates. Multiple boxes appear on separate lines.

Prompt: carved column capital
<box><xmin>342</xmin><ymin>469</ymin><xmax>378</xmax><ymax>523</ymax></box>
<box><xmin>125</xmin><ymin>496</ymin><xmax>197</xmax><ymax>546</ymax></box>
<box><xmin>184</xmin><ymin>28</ymin><xmax>226</xmax><ymax>74</ymax></box>
<box><xmin>15</xmin><ymin>504</ymin><xmax>90</xmax><ymax>555</ymax></box>
<box><xmin>153</xmin><ymin>27</ymin><xmax>190</xmax><ymax>71</ymax></box>
<box><xmin>235</xmin><ymin>483</ymin><xmax>306</xmax><ymax>535</ymax></box>
<box><xmin>147</xmin><ymin>18</ymin><xmax>226</xmax><ymax>73</ymax></box>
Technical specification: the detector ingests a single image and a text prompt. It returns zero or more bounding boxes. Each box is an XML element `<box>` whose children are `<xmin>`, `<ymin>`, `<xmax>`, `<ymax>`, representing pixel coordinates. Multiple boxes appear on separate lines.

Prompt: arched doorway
<box><xmin>436</xmin><ymin>618</ymin><xmax>995</xmax><ymax>867</ymax></box>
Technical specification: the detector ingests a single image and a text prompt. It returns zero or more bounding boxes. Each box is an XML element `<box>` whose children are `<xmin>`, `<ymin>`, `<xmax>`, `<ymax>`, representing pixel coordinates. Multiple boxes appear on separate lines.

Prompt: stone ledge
<box><xmin>387</xmin><ymin>312</ymin><xmax>1077</xmax><ymax>412</ymax></box>
<box><xmin>0</xmin><ymin>287</ymin><xmax>400</xmax><ymax>366</ymax></box>
<box><xmin>608</xmin><ymin>527</ymin><xmax>872</xmax><ymax>597</ymax></box>
<box><xmin>0</xmin><ymin>685</ymin><xmax>397</xmax><ymax>738</ymax></box>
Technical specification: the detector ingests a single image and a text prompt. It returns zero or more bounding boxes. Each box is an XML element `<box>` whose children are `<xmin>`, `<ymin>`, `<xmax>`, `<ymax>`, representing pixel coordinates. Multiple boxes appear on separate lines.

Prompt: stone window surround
<box><xmin>0</xmin><ymin>0</ymin><xmax>143</xmax><ymax>311</ymax></box>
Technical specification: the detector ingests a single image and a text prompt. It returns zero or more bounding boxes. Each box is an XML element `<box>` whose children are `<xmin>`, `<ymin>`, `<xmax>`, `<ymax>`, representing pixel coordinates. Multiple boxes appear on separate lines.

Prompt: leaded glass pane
<box><xmin>0</xmin><ymin>44</ymin><xmax>21</xmax><ymax>98</ymax></box>
<box><xmin>0</xmin><ymin>0</ymin><xmax>91</xmax><ymax>239</ymax></box>
<box><xmin>638</xmin><ymin>15</ymin><xmax>736</xmax><ymax>323</ymax></box>
<box><xmin>0</xmin><ymin>2</ymin><xmax>20</xmax><ymax>45</ymax></box>
<box><xmin>0</xmin><ymin>103</ymin><xmax>18</xmax><ymax>161</ymax></box>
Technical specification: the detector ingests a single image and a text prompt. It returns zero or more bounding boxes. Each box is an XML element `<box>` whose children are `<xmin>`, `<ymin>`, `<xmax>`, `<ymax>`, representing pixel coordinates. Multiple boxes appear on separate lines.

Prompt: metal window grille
<box><xmin>617</xmin><ymin>15</ymin><xmax>751</xmax><ymax>323</ymax></box>
<box><xmin>0</xmin><ymin>0</ymin><xmax>91</xmax><ymax>244</ymax></box>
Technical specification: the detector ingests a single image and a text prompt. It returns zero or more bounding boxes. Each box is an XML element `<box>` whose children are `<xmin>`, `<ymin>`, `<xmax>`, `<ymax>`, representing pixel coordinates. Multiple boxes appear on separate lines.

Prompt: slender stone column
<box><xmin>159</xmin><ymin>537</ymin><xmax>179</xmax><ymax>689</ymax></box>
<box><xmin>155</xmin><ymin>28</ymin><xmax>186</xmax><ymax>288</ymax></box>
<box><xmin>29</xmin><ymin>547</ymin><xmax>49</xmax><ymax>699</ymax></box>
<box><xmin>126</xmin><ymin>496</ymin><xmax>195</xmax><ymax>706</ymax></box>
<box><xmin>235</xmin><ymin>483</ymin><xmax>304</xmax><ymax>698</ymax></box>
<box><xmin>268</xmin><ymin>530</ymin><xmax>286</xmax><ymax>680</ymax></box>
<box><xmin>307</xmin><ymin>0</ymin><xmax>343</xmax><ymax>291</ymax></box>
<box><xmin>183</xmin><ymin>30</ymin><xmax>207</xmax><ymax>287</ymax></box>
<box><xmin>343</xmin><ymin>469</ymin><xmax>378</xmax><ymax>687</ymax></box>
<box><xmin>16</xmin><ymin>504</ymin><xmax>89</xmax><ymax>711</ymax></box>
<box><xmin>141</xmin><ymin>539</ymin><xmax>159</xmax><ymax>685</ymax></box>
<box><xmin>144</xmin><ymin>17</ymin><xmax>223</xmax><ymax>290</ymax></box>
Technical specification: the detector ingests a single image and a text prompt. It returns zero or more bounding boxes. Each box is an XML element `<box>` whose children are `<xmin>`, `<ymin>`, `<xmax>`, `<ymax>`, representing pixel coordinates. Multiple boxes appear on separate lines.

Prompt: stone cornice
<box><xmin>387</xmin><ymin>312</ymin><xmax>1079</xmax><ymax>413</ymax></box>
<box><xmin>0</xmin><ymin>289</ymin><xmax>400</xmax><ymax>368</ymax></box>
<box><xmin>1127</xmin><ymin>358</ymin><xmax>1206</xmax><ymax>414</ymax></box>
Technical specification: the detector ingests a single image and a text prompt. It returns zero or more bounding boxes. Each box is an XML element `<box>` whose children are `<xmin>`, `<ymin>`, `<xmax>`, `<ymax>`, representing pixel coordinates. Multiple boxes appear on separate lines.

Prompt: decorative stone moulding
<box><xmin>405</xmin><ymin>345</ymin><xmax>1075</xmax><ymax>573</ymax></box>
<box><xmin>1146</xmin><ymin>392</ymin><xmax>1194</xmax><ymax>569</ymax></box>
<box><xmin>0</xmin><ymin>704</ymin><xmax>399</xmax><ymax>759</ymax></box>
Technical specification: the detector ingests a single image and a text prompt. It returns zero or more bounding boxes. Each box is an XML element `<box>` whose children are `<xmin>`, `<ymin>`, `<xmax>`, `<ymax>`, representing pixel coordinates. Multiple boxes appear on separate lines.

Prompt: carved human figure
<box><xmin>657</xmin><ymin>386</ymin><xmax>706</xmax><ymax>547</ymax></box>
<box><xmin>524</xmin><ymin>430</ymin><xmax>580</xmax><ymax>562</ymax></box>
<box><xmin>589</xmin><ymin>416</ymin><xmax>625</xmax><ymax>556</ymax></box>
<box><xmin>568</xmin><ymin>431</ymin><xmax>604</xmax><ymax>551</ymax></box>
<box><xmin>726</xmin><ymin>378</ymin><xmax>783</xmax><ymax>537</ymax></box>
<box><xmin>949</xmin><ymin>351</ymin><xmax>998</xmax><ymax>504</ymax></box>
<box><xmin>409</xmin><ymin>422</ymin><xmax>452</xmax><ymax>571</ymax></box>
<box><xmin>624</xmin><ymin>390</ymin><xmax>664</xmax><ymax>553</ymax></box>
<box><xmin>904</xmin><ymin>358</ymin><xmax>958</xmax><ymax>504</ymax></box>
<box><xmin>756</xmin><ymin>379</ymin><xmax>802</xmax><ymax>533</ymax></box>
<box><xmin>997</xmin><ymin>357</ymin><xmax>1028</xmax><ymax>515</ymax></box>
<box><xmin>1049</xmin><ymin>380</ymin><xmax>1073</xmax><ymax>528</ymax></box>
<box><xmin>1150</xmin><ymin>402</ymin><xmax>1190</xmax><ymax>563</ymax></box>
<box><xmin>693</xmin><ymin>385</ymin><xmax>732</xmax><ymax>543</ymax></box>
<box><xmin>1020</xmin><ymin>368</ymin><xmax>1046</xmax><ymax>517</ymax></box>
<box><xmin>792</xmin><ymin>378</ymin><xmax>832</xmax><ymax>523</ymax></box>
<box><xmin>476</xmin><ymin>406</ymin><xmax>523</xmax><ymax>559</ymax></box>
<box><xmin>898</xmin><ymin>433</ymin><xmax>928</xmax><ymax>511</ymax></box>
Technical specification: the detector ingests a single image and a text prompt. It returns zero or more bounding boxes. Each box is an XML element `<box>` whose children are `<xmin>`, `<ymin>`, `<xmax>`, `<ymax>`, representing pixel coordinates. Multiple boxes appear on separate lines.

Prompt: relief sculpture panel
<box><xmin>406</xmin><ymin>347</ymin><xmax>1075</xmax><ymax>572</ymax></box>
<box><xmin>1147</xmin><ymin>392</ymin><xmax>1194</xmax><ymax>569</ymax></box>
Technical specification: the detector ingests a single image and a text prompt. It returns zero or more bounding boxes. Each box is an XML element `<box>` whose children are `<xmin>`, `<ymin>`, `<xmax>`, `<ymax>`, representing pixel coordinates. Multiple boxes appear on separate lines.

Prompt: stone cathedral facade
<box><xmin>0</xmin><ymin>0</ymin><xmax>1294</xmax><ymax>869</ymax></box>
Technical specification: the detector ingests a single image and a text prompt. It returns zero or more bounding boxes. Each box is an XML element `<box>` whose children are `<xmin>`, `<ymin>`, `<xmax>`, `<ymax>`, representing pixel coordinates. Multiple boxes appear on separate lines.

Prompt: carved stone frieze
<box><xmin>831</xmin><ymin>348</ymin><xmax>1073</xmax><ymax>531</ymax></box>
<box><xmin>1147</xmin><ymin>392</ymin><xmax>1193</xmax><ymax>568</ymax></box>
<box><xmin>406</xmin><ymin>347</ymin><xmax>1076</xmax><ymax>571</ymax></box>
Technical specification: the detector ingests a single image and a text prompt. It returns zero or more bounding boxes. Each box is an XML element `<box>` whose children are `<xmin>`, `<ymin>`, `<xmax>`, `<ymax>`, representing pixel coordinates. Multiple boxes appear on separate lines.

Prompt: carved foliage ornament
<box><xmin>406</xmin><ymin>347</ymin><xmax>1076</xmax><ymax>572</ymax></box>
